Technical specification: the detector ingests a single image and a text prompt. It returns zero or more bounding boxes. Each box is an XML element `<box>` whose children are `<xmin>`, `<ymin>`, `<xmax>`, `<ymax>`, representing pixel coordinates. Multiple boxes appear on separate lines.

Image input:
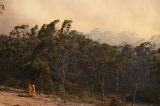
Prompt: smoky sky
<box><xmin>0</xmin><ymin>0</ymin><xmax>160</xmax><ymax>39</ymax></box>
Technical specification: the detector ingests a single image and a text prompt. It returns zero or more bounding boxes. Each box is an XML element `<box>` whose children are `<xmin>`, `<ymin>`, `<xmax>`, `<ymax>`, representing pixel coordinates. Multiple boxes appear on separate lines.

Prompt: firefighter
<box><xmin>28</xmin><ymin>84</ymin><xmax>32</xmax><ymax>96</ymax></box>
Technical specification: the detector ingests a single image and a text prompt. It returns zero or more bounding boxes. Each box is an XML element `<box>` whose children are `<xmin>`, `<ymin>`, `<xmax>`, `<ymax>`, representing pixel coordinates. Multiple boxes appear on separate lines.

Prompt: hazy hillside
<box><xmin>88</xmin><ymin>29</ymin><xmax>160</xmax><ymax>48</ymax></box>
<box><xmin>87</xmin><ymin>28</ymin><xmax>143</xmax><ymax>45</ymax></box>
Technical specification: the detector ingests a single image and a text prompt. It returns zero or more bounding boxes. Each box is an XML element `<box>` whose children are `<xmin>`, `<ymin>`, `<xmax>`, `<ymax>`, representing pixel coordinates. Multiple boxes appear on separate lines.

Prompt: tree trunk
<box><xmin>132</xmin><ymin>82</ymin><xmax>138</xmax><ymax>106</ymax></box>
<box><xmin>98</xmin><ymin>77</ymin><xmax>105</xmax><ymax>98</ymax></box>
<box><xmin>61</xmin><ymin>63</ymin><xmax>66</xmax><ymax>86</ymax></box>
<box><xmin>60</xmin><ymin>61</ymin><xmax>66</xmax><ymax>95</ymax></box>
<box><xmin>116</xmin><ymin>70</ymin><xmax>119</xmax><ymax>94</ymax></box>
<box><xmin>97</xmin><ymin>64</ymin><xmax>105</xmax><ymax>99</ymax></box>
<box><xmin>61</xmin><ymin>56</ymin><xmax>66</xmax><ymax>87</ymax></box>
<box><xmin>100</xmin><ymin>83</ymin><xmax>105</xmax><ymax>98</ymax></box>
<box><xmin>91</xmin><ymin>84</ymin><xmax>94</xmax><ymax>97</ymax></box>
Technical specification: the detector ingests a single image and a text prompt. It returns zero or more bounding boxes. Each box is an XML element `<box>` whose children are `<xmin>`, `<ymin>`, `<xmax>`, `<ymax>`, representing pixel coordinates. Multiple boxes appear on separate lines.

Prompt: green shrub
<box><xmin>96</xmin><ymin>102</ymin><xmax>109</xmax><ymax>106</ymax></box>
<box><xmin>65</xmin><ymin>82</ymin><xmax>82</xmax><ymax>94</ymax></box>
<box><xmin>110</xmin><ymin>97</ymin><xmax>121</xmax><ymax>106</ymax></box>
<box><xmin>23</xmin><ymin>59</ymin><xmax>54</xmax><ymax>93</ymax></box>
<box><xmin>136</xmin><ymin>86</ymin><xmax>160</xmax><ymax>105</ymax></box>
<box><xmin>52</xmin><ymin>81</ymin><xmax>61</xmax><ymax>92</ymax></box>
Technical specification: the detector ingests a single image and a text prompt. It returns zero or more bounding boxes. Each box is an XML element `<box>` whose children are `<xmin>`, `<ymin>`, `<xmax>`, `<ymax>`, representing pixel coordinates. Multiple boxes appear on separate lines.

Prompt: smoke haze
<box><xmin>0</xmin><ymin>0</ymin><xmax>160</xmax><ymax>42</ymax></box>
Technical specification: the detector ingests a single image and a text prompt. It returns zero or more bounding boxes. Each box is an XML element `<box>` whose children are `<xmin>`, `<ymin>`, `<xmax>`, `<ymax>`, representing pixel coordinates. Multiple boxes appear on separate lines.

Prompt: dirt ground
<box><xmin>0</xmin><ymin>86</ymin><xmax>149</xmax><ymax>106</ymax></box>
<box><xmin>0</xmin><ymin>91</ymin><xmax>95</xmax><ymax>106</ymax></box>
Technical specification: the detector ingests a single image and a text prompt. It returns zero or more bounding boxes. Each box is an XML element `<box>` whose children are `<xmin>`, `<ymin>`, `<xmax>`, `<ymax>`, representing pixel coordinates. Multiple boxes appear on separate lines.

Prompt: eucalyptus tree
<box><xmin>54</xmin><ymin>20</ymin><xmax>73</xmax><ymax>86</ymax></box>
<box><xmin>6</xmin><ymin>25</ymin><xmax>39</xmax><ymax>84</ymax></box>
<box><xmin>23</xmin><ymin>59</ymin><xmax>53</xmax><ymax>92</ymax></box>
<box><xmin>134</xmin><ymin>48</ymin><xmax>160</xmax><ymax>105</ymax></box>
<box><xmin>77</xmin><ymin>35</ymin><xmax>97</xmax><ymax>94</ymax></box>
<box><xmin>91</xmin><ymin>43</ymin><xmax>114</xmax><ymax>98</ymax></box>
<box><xmin>125</xmin><ymin>42</ymin><xmax>153</xmax><ymax>105</ymax></box>
<box><xmin>0</xmin><ymin>35</ymin><xmax>13</xmax><ymax>83</ymax></box>
<box><xmin>110</xmin><ymin>47</ymin><xmax>127</xmax><ymax>94</ymax></box>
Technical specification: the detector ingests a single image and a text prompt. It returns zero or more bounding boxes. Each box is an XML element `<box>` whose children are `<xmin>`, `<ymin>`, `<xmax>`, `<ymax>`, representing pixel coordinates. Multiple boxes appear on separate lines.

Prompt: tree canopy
<box><xmin>0</xmin><ymin>20</ymin><xmax>159</xmax><ymax>105</ymax></box>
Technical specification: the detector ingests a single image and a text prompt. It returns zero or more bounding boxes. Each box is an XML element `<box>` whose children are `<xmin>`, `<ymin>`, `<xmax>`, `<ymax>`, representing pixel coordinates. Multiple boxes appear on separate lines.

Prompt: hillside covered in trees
<box><xmin>0</xmin><ymin>19</ymin><xmax>160</xmax><ymax>106</ymax></box>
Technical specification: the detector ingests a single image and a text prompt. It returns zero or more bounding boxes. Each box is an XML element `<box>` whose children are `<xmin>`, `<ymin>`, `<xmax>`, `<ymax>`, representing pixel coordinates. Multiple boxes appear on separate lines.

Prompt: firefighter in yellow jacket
<box><xmin>28</xmin><ymin>84</ymin><xmax>32</xmax><ymax>96</ymax></box>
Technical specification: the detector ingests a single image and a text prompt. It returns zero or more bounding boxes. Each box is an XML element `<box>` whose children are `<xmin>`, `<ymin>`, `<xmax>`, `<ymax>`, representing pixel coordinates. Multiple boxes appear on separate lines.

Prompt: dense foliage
<box><xmin>0</xmin><ymin>20</ymin><xmax>159</xmax><ymax>105</ymax></box>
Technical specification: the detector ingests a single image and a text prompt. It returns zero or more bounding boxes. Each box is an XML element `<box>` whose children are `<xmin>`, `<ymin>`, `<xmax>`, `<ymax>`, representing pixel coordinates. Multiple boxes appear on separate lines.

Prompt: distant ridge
<box><xmin>87</xmin><ymin>28</ymin><xmax>143</xmax><ymax>46</ymax></box>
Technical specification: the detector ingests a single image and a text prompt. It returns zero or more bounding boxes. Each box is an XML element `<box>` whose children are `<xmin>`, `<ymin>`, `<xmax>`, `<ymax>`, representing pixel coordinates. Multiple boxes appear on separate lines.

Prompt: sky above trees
<box><xmin>0</xmin><ymin>0</ymin><xmax>160</xmax><ymax>40</ymax></box>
